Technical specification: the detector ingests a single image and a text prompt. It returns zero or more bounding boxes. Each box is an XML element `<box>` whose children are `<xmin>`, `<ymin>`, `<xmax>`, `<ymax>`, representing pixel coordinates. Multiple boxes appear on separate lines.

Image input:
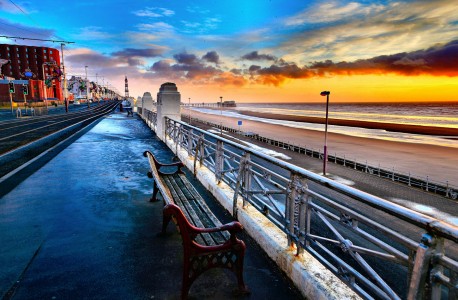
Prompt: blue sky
<box><xmin>1</xmin><ymin>0</ymin><xmax>457</xmax><ymax>102</ymax></box>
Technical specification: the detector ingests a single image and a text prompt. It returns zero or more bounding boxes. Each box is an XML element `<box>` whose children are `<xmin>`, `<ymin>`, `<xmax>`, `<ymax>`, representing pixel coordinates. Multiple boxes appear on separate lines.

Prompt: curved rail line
<box><xmin>0</xmin><ymin>101</ymin><xmax>118</xmax><ymax>180</ymax></box>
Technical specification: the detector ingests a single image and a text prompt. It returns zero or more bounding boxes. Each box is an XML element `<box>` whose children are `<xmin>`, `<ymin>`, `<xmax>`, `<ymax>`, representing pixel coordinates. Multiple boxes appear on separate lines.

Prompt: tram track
<box><xmin>0</xmin><ymin>101</ymin><xmax>119</xmax><ymax>188</ymax></box>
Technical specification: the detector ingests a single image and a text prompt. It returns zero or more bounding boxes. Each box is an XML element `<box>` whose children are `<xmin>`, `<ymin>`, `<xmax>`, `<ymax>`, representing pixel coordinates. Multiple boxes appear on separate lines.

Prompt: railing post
<box><xmin>407</xmin><ymin>233</ymin><xmax>436</xmax><ymax>300</ymax></box>
<box><xmin>285</xmin><ymin>172</ymin><xmax>308</xmax><ymax>250</ymax></box>
<box><xmin>430</xmin><ymin>237</ymin><xmax>444</xmax><ymax>299</ymax></box>
<box><xmin>215</xmin><ymin>140</ymin><xmax>224</xmax><ymax>184</ymax></box>
<box><xmin>232</xmin><ymin>152</ymin><xmax>249</xmax><ymax>217</ymax></box>
<box><xmin>242</xmin><ymin>154</ymin><xmax>252</xmax><ymax>208</ymax></box>
<box><xmin>187</xmin><ymin>128</ymin><xmax>193</xmax><ymax>155</ymax></box>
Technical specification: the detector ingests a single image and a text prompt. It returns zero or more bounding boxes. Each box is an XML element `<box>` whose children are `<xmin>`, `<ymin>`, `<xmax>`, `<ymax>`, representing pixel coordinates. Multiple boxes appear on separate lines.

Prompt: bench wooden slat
<box><xmin>179</xmin><ymin>174</ymin><xmax>230</xmax><ymax>243</ymax></box>
<box><xmin>163</xmin><ymin>175</ymin><xmax>212</xmax><ymax>245</ymax></box>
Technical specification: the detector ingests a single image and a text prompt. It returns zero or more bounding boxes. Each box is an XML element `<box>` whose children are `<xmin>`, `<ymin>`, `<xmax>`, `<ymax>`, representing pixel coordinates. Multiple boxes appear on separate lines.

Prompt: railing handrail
<box><xmin>165</xmin><ymin>116</ymin><xmax>458</xmax><ymax>243</ymax></box>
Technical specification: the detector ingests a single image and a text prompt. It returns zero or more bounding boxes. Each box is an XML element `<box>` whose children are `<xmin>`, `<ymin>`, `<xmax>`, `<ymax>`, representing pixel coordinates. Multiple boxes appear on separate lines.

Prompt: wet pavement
<box><xmin>0</xmin><ymin>112</ymin><xmax>303</xmax><ymax>299</ymax></box>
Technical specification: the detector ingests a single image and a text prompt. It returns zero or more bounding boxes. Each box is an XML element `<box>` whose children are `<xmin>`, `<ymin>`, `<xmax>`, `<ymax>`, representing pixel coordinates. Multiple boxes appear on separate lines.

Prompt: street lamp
<box><xmin>85</xmin><ymin>66</ymin><xmax>90</xmax><ymax>108</ymax></box>
<box><xmin>60</xmin><ymin>43</ymin><xmax>69</xmax><ymax>113</ymax></box>
<box><xmin>320</xmin><ymin>91</ymin><xmax>330</xmax><ymax>176</ymax></box>
<box><xmin>220</xmin><ymin>96</ymin><xmax>223</xmax><ymax>135</ymax></box>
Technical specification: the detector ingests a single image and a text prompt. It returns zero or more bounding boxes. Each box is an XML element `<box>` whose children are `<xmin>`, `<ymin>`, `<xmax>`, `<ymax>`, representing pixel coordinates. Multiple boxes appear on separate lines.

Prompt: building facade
<box><xmin>0</xmin><ymin>44</ymin><xmax>63</xmax><ymax>102</ymax></box>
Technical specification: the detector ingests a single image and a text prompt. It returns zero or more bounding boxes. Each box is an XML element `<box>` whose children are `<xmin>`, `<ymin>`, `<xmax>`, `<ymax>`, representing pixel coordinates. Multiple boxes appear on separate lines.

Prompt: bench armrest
<box><xmin>194</xmin><ymin>221</ymin><xmax>243</xmax><ymax>234</ymax></box>
<box><xmin>164</xmin><ymin>204</ymin><xmax>244</xmax><ymax>246</ymax></box>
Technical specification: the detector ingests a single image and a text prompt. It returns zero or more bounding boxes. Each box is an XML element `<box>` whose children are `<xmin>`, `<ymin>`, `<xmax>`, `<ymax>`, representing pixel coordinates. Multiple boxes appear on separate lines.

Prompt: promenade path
<box><xmin>0</xmin><ymin>112</ymin><xmax>303</xmax><ymax>299</ymax></box>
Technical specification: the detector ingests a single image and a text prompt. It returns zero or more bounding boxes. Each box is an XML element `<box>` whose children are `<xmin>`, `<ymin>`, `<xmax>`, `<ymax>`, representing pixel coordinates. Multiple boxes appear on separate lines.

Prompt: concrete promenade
<box><xmin>0</xmin><ymin>112</ymin><xmax>303</xmax><ymax>299</ymax></box>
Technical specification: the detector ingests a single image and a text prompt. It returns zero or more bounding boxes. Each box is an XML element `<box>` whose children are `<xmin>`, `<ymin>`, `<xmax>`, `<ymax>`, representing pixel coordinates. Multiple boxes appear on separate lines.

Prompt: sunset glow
<box><xmin>1</xmin><ymin>0</ymin><xmax>457</xmax><ymax>102</ymax></box>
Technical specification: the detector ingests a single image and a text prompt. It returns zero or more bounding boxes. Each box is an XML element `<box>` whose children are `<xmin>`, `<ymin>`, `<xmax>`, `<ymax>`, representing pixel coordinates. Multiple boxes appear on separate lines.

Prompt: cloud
<box><xmin>112</xmin><ymin>48</ymin><xmax>165</xmax><ymax>58</ymax></box>
<box><xmin>180</xmin><ymin>17</ymin><xmax>222</xmax><ymax>34</ymax></box>
<box><xmin>202</xmin><ymin>51</ymin><xmax>220</xmax><ymax>64</ymax></box>
<box><xmin>241</xmin><ymin>51</ymin><xmax>277</xmax><ymax>61</ymax></box>
<box><xmin>173</xmin><ymin>52</ymin><xmax>198</xmax><ymax>65</ymax></box>
<box><xmin>285</xmin><ymin>2</ymin><xmax>383</xmax><ymax>26</ymax></box>
<box><xmin>71</xmin><ymin>26</ymin><xmax>113</xmax><ymax>41</ymax></box>
<box><xmin>133</xmin><ymin>7</ymin><xmax>174</xmax><ymax>18</ymax></box>
<box><xmin>244</xmin><ymin>40</ymin><xmax>458</xmax><ymax>86</ymax></box>
<box><xmin>277</xmin><ymin>0</ymin><xmax>458</xmax><ymax>63</ymax></box>
<box><xmin>147</xmin><ymin>51</ymin><xmax>241</xmax><ymax>86</ymax></box>
<box><xmin>0</xmin><ymin>18</ymin><xmax>55</xmax><ymax>44</ymax></box>
<box><xmin>137</xmin><ymin>22</ymin><xmax>174</xmax><ymax>32</ymax></box>
<box><xmin>307</xmin><ymin>40</ymin><xmax>458</xmax><ymax>76</ymax></box>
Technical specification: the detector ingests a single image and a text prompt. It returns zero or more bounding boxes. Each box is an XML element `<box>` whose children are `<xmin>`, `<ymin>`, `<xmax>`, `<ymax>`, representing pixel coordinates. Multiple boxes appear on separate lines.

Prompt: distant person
<box><xmin>122</xmin><ymin>99</ymin><xmax>133</xmax><ymax>116</ymax></box>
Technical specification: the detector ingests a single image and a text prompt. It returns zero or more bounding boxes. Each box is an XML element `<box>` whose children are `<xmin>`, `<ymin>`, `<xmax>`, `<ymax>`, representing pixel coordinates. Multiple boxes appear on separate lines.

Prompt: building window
<box><xmin>7</xmin><ymin>47</ymin><xmax>9</xmax><ymax>50</ymax></box>
<box><xmin>16</xmin><ymin>47</ymin><xmax>19</xmax><ymax>51</ymax></box>
<box><xmin>18</xmin><ymin>60</ymin><xmax>21</xmax><ymax>64</ymax></box>
<box><xmin>26</xmin><ymin>54</ymin><xmax>28</xmax><ymax>58</ymax></box>
<box><xmin>26</xmin><ymin>48</ymin><xmax>28</xmax><ymax>52</ymax></box>
<box><xmin>7</xmin><ymin>53</ymin><xmax>10</xmax><ymax>57</ymax></box>
<box><xmin>50</xmin><ymin>50</ymin><xmax>53</xmax><ymax>54</ymax></box>
<box><xmin>17</xmin><ymin>54</ymin><xmax>20</xmax><ymax>57</ymax></box>
<box><xmin>35</xmin><ymin>55</ymin><xmax>37</xmax><ymax>58</ymax></box>
<box><xmin>34</xmin><ymin>49</ymin><xmax>36</xmax><ymax>52</ymax></box>
<box><xmin>44</xmin><ymin>55</ymin><xmax>47</xmax><ymax>59</ymax></box>
<box><xmin>44</xmin><ymin>49</ymin><xmax>47</xmax><ymax>53</ymax></box>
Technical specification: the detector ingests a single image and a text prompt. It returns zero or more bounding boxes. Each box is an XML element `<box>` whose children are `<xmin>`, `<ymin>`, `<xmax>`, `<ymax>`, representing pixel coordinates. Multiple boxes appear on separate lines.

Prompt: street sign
<box><xmin>238</xmin><ymin>120</ymin><xmax>242</xmax><ymax>126</ymax></box>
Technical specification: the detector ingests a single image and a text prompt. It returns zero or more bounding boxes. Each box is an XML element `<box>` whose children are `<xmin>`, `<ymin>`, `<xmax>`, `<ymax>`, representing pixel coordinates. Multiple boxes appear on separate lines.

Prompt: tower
<box><xmin>124</xmin><ymin>75</ymin><xmax>129</xmax><ymax>98</ymax></box>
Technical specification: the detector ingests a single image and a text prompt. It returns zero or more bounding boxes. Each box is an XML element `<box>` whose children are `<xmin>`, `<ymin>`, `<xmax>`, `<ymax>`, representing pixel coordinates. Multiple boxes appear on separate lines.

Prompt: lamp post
<box><xmin>85</xmin><ymin>66</ymin><xmax>90</xmax><ymax>108</ymax></box>
<box><xmin>61</xmin><ymin>43</ymin><xmax>69</xmax><ymax>113</ymax></box>
<box><xmin>188</xmin><ymin>97</ymin><xmax>191</xmax><ymax>124</ymax></box>
<box><xmin>220</xmin><ymin>96</ymin><xmax>223</xmax><ymax>136</ymax></box>
<box><xmin>320</xmin><ymin>91</ymin><xmax>330</xmax><ymax>176</ymax></box>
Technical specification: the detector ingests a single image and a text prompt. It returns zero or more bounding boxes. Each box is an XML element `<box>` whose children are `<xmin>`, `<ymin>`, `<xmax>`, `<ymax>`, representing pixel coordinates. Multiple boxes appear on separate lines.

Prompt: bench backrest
<box><xmin>144</xmin><ymin>151</ymin><xmax>174</xmax><ymax>205</ymax></box>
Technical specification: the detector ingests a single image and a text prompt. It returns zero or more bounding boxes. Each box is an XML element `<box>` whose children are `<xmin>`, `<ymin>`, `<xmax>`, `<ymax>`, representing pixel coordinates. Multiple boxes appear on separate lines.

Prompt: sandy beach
<box><xmin>184</xmin><ymin>108</ymin><xmax>458</xmax><ymax>185</ymax></box>
<box><xmin>238</xmin><ymin>111</ymin><xmax>458</xmax><ymax>137</ymax></box>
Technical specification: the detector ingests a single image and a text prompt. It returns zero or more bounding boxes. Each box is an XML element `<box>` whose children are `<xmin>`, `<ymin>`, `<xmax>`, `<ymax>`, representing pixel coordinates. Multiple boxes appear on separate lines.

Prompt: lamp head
<box><xmin>320</xmin><ymin>91</ymin><xmax>330</xmax><ymax>96</ymax></box>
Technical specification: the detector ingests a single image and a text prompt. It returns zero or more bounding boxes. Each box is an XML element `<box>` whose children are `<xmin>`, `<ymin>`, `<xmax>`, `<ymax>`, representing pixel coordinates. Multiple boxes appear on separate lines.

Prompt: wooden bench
<box><xmin>143</xmin><ymin>150</ymin><xmax>249</xmax><ymax>299</ymax></box>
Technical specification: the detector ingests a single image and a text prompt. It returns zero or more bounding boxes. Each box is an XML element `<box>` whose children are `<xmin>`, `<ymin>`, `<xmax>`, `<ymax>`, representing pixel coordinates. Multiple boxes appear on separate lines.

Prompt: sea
<box><xmin>192</xmin><ymin>102</ymin><xmax>458</xmax><ymax>148</ymax></box>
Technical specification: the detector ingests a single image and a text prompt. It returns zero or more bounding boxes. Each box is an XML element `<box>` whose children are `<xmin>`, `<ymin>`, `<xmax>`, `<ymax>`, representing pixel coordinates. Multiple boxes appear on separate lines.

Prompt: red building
<box><xmin>0</xmin><ymin>44</ymin><xmax>62</xmax><ymax>102</ymax></box>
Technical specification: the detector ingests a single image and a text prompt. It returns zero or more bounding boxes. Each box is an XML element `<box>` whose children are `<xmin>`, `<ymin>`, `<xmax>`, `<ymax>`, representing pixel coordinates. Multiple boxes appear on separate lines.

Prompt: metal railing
<box><xmin>139</xmin><ymin>108</ymin><xmax>157</xmax><ymax>129</ymax></box>
<box><xmin>187</xmin><ymin>116</ymin><xmax>457</xmax><ymax>200</ymax></box>
<box><xmin>155</xmin><ymin>115</ymin><xmax>457</xmax><ymax>300</ymax></box>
